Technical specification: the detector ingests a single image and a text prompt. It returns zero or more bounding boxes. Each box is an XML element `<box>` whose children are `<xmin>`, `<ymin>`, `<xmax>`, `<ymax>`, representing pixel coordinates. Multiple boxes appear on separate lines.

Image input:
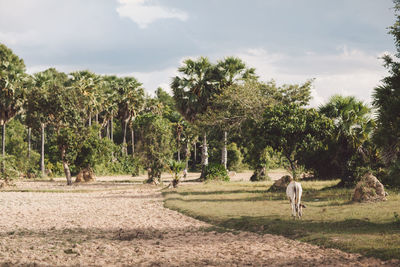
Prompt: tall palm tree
<box><xmin>171</xmin><ymin>57</ymin><xmax>218</xmax><ymax>178</ymax></box>
<box><xmin>0</xmin><ymin>44</ymin><xmax>26</xmax><ymax>164</ymax></box>
<box><xmin>319</xmin><ymin>95</ymin><xmax>375</xmax><ymax>184</ymax></box>
<box><xmin>116</xmin><ymin>76</ymin><xmax>144</xmax><ymax>155</ymax></box>
<box><xmin>69</xmin><ymin>70</ymin><xmax>102</xmax><ymax>127</ymax></box>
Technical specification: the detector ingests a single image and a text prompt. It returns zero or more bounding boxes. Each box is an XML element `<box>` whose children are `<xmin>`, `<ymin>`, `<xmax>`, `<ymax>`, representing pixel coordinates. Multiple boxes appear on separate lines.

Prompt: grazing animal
<box><xmin>286</xmin><ymin>181</ymin><xmax>306</xmax><ymax>218</ymax></box>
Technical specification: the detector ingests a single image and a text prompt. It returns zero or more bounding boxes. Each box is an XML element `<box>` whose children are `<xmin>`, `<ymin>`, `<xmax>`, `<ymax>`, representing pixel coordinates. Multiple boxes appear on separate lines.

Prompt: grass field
<box><xmin>163</xmin><ymin>180</ymin><xmax>400</xmax><ymax>260</ymax></box>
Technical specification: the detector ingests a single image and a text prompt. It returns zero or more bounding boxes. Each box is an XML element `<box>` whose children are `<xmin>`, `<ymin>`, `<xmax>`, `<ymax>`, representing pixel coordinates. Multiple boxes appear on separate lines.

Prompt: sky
<box><xmin>0</xmin><ymin>0</ymin><xmax>396</xmax><ymax>106</ymax></box>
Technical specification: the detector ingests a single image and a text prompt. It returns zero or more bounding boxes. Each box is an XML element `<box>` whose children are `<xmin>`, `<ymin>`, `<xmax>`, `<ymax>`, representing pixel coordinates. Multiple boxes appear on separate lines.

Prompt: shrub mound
<box><xmin>203</xmin><ymin>163</ymin><xmax>229</xmax><ymax>181</ymax></box>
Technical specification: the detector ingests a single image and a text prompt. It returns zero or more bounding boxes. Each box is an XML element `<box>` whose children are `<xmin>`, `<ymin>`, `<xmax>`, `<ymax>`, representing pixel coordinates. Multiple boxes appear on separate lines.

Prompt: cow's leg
<box><xmin>290</xmin><ymin>199</ymin><xmax>296</xmax><ymax>218</ymax></box>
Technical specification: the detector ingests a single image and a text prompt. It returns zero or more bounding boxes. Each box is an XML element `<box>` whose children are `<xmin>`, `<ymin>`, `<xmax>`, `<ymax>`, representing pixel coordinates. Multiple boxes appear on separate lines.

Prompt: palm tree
<box><xmin>319</xmin><ymin>95</ymin><xmax>375</xmax><ymax>185</ymax></box>
<box><xmin>116</xmin><ymin>76</ymin><xmax>144</xmax><ymax>155</ymax></box>
<box><xmin>69</xmin><ymin>70</ymin><xmax>102</xmax><ymax>127</ymax></box>
<box><xmin>0</xmin><ymin>44</ymin><xmax>26</xmax><ymax>172</ymax></box>
<box><xmin>171</xmin><ymin>57</ymin><xmax>218</xmax><ymax>179</ymax></box>
<box><xmin>0</xmin><ymin>45</ymin><xmax>26</xmax><ymax>148</ymax></box>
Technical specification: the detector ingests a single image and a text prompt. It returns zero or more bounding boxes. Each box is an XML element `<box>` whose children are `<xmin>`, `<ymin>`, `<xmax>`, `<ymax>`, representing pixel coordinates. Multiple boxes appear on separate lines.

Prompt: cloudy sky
<box><xmin>0</xmin><ymin>0</ymin><xmax>396</xmax><ymax>106</ymax></box>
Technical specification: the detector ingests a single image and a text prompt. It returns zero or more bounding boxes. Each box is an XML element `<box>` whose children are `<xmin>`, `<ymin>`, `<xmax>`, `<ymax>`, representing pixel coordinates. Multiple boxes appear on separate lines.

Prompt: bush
<box><xmin>203</xmin><ymin>163</ymin><xmax>229</xmax><ymax>181</ymax></box>
<box><xmin>380</xmin><ymin>160</ymin><xmax>400</xmax><ymax>188</ymax></box>
<box><xmin>94</xmin><ymin>156</ymin><xmax>143</xmax><ymax>176</ymax></box>
<box><xmin>0</xmin><ymin>155</ymin><xmax>20</xmax><ymax>180</ymax></box>
<box><xmin>227</xmin><ymin>143</ymin><xmax>244</xmax><ymax>171</ymax></box>
<box><xmin>168</xmin><ymin>160</ymin><xmax>186</xmax><ymax>187</ymax></box>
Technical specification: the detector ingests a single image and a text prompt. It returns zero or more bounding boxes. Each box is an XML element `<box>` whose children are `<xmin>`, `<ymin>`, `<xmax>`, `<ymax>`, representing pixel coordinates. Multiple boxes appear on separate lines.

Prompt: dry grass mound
<box><xmin>353</xmin><ymin>173</ymin><xmax>387</xmax><ymax>202</ymax></box>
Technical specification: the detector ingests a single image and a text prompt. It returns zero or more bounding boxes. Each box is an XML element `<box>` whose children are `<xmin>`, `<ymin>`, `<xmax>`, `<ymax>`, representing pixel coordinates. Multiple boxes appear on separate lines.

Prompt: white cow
<box><xmin>286</xmin><ymin>181</ymin><xmax>306</xmax><ymax>218</ymax></box>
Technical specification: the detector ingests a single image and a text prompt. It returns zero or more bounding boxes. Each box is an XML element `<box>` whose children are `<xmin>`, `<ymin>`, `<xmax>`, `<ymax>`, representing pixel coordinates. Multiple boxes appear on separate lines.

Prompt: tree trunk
<box><xmin>184</xmin><ymin>142</ymin><xmax>190</xmax><ymax>178</ymax></box>
<box><xmin>194</xmin><ymin>142</ymin><xmax>197</xmax><ymax>163</ymax></box>
<box><xmin>177</xmin><ymin>136</ymin><xmax>181</xmax><ymax>162</ymax></box>
<box><xmin>286</xmin><ymin>155</ymin><xmax>297</xmax><ymax>179</ymax></box>
<box><xmin>1</xmin><ymin>123</ymin><xmax>5</xmax><ymax>157</ymax></box>
<box><xmin>200</xmin><ymin>132</ymin><xmax>208</xmax><ymax>179</ymax></box>
<box><xmin>88</xmin><ymin>112</ymin><xmax>92</xmax><ymax>127</ymax></box>
<box><xmin>27</xmin><ymin>128</ymin><xmax>31</xmax><ymax>159</ymax></box>
<box><xmin>111</xmin><ymin>117</ymin><xmax>114</xmax><ymax>142</ymax></box>
<box><xmin>131</xmin><ymin>128</ymin><xmax>135</xmax><ymax>157</ymax></box>
<box><xmin>61</xmin><ymin>148</ymin><xmax>72</xmax><ymax>185</ymax></box>
<box><xmin>96</xmin><ymin>113</ymin><xmax>99</xmax><ymax>124</ymax></box>
<box><xmin>122</xmin><ymin>120</ymin><xmax>128</xmax><ymax>155</ymax></box>
<box><xmin>221</xmin><ymin>131</ymin><xmax>228</xmax><ymax>170</ymax></box>
<box><xmin>106</xmin><ymin>121</ymin><xmax>110</xmax><ymax>139</ymax></box>
<box><xmin>1</xmin><ymin>123</ymin><xmax>5</xmax><ymax>173</ymax></box>
<box><xmin>41</xmin><ymin>123</ymin><xmax>45</xmax><ymax>177</ymax></box>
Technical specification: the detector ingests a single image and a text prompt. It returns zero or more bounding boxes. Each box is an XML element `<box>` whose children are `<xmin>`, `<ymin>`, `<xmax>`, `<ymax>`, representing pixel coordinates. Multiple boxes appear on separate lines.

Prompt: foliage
<box><xmin>198</xmin><ymin>81</ymin><xmax>271</xmax><ymax>131</ymax></box>
<box><xmin>5</xmin><ymin>119</ymin><xmax>40</xmax><ymax>176</ymax></box>
<box><xmin>0</xmin><ymin>43</ymin><xmax>27</xmax><ymax>125</ymax></box>
<box><xmin>227</xmin><ymin>143</ymin><xmax>244</xmax><ymax>171</ymax></box>
<box><xmin>94</xmin><ymin>155</ymin><xmax>143</xmax><ymax>176</ymax></box>
<box><xmin>203</xmin><ymin>163</ymin><xmax>229</xmax><ymax>181</ymax></box>
<box><xmin>73</xmin><ymin>125</ymin><xmax>114</xmax><ymax>171</ymax></box>
<box><xmin>155</xmin><ymin>87</ymin><xmax>182</xmax><ymax>122</ymax></box>
<box><xmin>0</xmin><ymin>154</ymin><xmax>20</xmax><ymax>180</ymax></box>
<box><xmin>135</xmin><ymin>113</ymin><xmax>173</xmax><ymax>183</ymax></box>
<box><xmin>171</xmin><ymin>57</ymin><xmax>219</xmax><ymax>123</ymax></box>
<box><xmin>258</xmin><ymin>104</ymin><xmax>333</xmax><ymax>178</ymax></box>
<box><xmin>168</xmin><ymin>160</ymin><xmax>186</xmax><ymax>187</ymax></box>
<box><xmin>268</xmin><ymin>79</ymin><xmax>313</xmax><ymax>106</ymax></box>
<box><xmin>372</xmin><ymin>0</ymin><xmax>400</xmax><ymax>186</ymax></box>
<box><xmin>302</xmin><ymin>95</ymin><xmax>375</xmax><ymax>185</ymax></box>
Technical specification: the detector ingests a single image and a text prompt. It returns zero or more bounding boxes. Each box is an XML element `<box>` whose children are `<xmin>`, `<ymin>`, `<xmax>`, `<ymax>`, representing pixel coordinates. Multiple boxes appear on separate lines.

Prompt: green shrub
<box><xmin>204</xmin><ymin>163</ymin><xmax>229</xmax><ymax>181</ymax></box>
<box><xmin>168</xmin><ymin>160</ymin><xmax>186</xmax><ymax>187</ymax></box>
<box><xmin>94</xmin><ymin>156</ymin><xmax>143</xmax><ymax>176</ymax></box>
<box><xmin>227</xmin><ymin>143</ymin><xmax>244</xmax><ymax>171</ymax></box>
<box><xmin>0</xmin><ymin>155</ymin><xmax>20</xmax><ymax>180</ymax></box>
<box><xmin>380</xmin><ymin>160</ymin><xmax>400</xmax><ymax>188</ymax></box>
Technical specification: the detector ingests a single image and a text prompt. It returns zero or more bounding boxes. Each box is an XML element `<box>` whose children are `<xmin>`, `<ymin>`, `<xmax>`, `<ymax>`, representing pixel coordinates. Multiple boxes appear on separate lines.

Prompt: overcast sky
<box><xmin>0</xmin><ymin>0</ymin><xmax>396</xmax><ymax>106</ymax></box>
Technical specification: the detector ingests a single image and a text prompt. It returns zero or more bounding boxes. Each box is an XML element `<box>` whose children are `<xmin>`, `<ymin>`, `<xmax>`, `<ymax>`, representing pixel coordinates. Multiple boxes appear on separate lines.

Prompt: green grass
<box><xmin>163</xmin><ymin>180</ymin><xmax>400</xmax><ymax>260</ymax></box>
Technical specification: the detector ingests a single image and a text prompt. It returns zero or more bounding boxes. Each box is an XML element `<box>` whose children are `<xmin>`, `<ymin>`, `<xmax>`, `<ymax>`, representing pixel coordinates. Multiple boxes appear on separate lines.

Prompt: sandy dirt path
<box><xmin>0</xmin><ymin>175</ymin><xmax>398</xmax><ymax>266</ymax></box>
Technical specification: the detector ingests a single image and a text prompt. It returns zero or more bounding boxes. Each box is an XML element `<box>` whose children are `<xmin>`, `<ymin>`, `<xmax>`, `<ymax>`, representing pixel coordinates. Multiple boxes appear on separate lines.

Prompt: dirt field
<box><xmin>0</xmin><ymin>172</ymin><xmax>398</xmax><ymax>266</ymax></box>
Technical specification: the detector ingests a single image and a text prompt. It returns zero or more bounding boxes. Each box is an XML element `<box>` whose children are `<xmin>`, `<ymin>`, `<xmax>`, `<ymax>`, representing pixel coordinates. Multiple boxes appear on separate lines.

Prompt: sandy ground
<box><xmin>0</xmin><ymin>172</ymin><xmax>398</xmax><ymax>266</ymax></box>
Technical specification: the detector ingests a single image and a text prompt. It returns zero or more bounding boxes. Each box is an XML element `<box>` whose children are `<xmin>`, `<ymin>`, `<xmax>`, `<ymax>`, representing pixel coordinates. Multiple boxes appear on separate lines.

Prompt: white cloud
<box><xmin>26</xmin><ymin>64</ymin><xmax>88</xmax><ymax>75</ymax></box>
<box><xmin>116</xmin><ymin>0</ymin><xmax>188</xmax><ymax>29</ymax></box>
<box><xmin>233</xmin><ymin>47</ymin><xmax>388</xmax><ymax>107</ymax></box>
<box><xmin>114</xmin><ymin>66</ymin><xmax>178</xmax><ymax>95</ymax></box>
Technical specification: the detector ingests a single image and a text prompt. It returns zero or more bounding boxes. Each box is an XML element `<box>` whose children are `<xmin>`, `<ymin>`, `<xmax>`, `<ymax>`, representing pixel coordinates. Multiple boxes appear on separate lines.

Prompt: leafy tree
<box><xmin>38</xmin><ymin>71</ymin><xmax>89</xmax><ymax>184</ymax></box>
<box><xmin>134</xmin><ymin>113</ymin><xmax>173</xmax><ymax>184</ymax></box>
<box><xmin>214</xmin><ymin>57</ymin><xmax>258</xmax><ymax>169</ymax></box>
<box><xmin>0</xmin><ymin>44</ymin><xmax>26</xmax><ymax>165</ymax></box>
<box><xmin>73</xmin><ymin>125</ymin><xmax>114</xmax><ymax>173</ymax></box>
<box><xmin>373</xmin><ymin>0</ymin><xmax>400</xmax><ymax>185</ymax></box>
<box><xmin>269</xmin><ymin>79</ymin><xmax>313</xmax><ymax>106</ymax></box>
<box><xmin>257</xmin><ymin>104</ymin><xmax>333</xmax><ymax>178</ymax></box>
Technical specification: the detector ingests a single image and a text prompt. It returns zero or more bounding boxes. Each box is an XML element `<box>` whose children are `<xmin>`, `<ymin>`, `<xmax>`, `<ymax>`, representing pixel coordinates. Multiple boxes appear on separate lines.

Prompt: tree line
<box><xmin>1</xmin><ymin>1</ymin><xmax>400</xmax><ymax>187</ymax></box>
